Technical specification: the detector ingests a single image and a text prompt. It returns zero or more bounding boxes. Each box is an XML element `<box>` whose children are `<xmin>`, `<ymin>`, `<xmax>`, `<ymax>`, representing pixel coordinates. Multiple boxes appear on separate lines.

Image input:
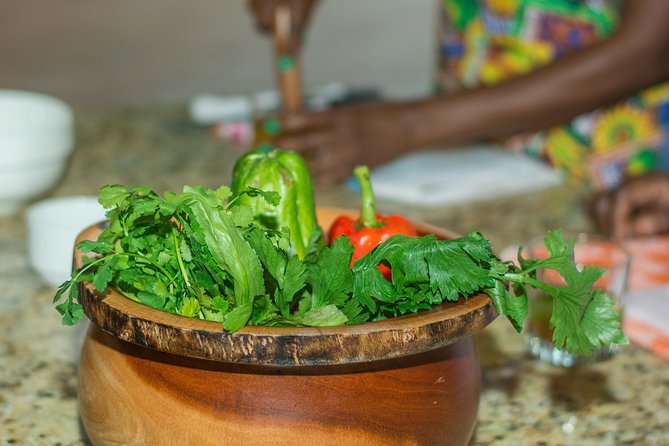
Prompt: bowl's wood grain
<box><xmin>79</xmin><ymin>324</ymin><xmax>481</xmax><ymax>446</ymax></box>
<box><xmin>74</xmin><ymin>207</ymin><xmax>497</xmax><ymax>366</ymax></box>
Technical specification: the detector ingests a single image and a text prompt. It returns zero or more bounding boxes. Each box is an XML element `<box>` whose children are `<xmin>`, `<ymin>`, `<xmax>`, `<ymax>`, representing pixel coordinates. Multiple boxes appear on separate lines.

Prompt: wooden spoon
<box><xmin>273</xmin><ymin>5</ymin><xmax>303</xmax><ymax>112</ymax></box>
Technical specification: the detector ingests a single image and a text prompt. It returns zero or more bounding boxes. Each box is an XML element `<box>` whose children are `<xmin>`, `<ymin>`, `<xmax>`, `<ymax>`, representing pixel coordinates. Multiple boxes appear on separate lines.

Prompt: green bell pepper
<box><xmin>230</xmin><ymin>148</ymin><xmax>322</xmax><ymax>259</ymax></box>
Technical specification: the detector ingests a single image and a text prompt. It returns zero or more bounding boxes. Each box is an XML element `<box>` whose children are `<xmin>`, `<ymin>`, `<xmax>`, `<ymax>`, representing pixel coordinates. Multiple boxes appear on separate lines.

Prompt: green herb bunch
<box><xmin>54</xmin><ymin>184</ymin><xmax>627</xmax><ymax>355</ymax></box>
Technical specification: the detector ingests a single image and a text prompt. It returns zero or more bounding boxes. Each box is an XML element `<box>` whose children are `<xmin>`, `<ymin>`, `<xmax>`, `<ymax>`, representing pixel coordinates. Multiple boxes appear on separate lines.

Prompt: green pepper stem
<box><xmin>354</xmin><ymin>165</ymin><xmax>380</xmax><ymax>228</ymax></box>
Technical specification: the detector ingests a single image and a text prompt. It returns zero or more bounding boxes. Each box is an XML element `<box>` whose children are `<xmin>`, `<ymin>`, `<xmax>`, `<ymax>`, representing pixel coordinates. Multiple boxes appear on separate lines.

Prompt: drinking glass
<box><xmin>524</xmin><ymin>233</ymin><xmax>631</xmax><ymax>367</ymax></box>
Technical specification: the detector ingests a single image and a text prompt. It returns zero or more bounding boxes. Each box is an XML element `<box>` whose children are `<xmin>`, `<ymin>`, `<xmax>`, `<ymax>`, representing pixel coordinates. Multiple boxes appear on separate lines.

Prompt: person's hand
<box><xmin>273</xmin><ymin>102</ymin><xmax>419</xmax><ymax>187</ymax></box>
<box><xmin>247</xmin><ymin>0</ymin><xmax>318</xmax><ymax>53</ymax></box>
<box><xmin>589</xmin><ymin>171</ymin><xmax>669</xmax><ymax>238</ymax></box>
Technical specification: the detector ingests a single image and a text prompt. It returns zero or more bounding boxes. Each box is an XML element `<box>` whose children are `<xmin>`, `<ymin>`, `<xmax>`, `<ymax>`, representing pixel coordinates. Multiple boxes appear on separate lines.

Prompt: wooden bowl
<box><xmin>75</xmin><ymin>207</ymin><xmax>497</xmax><ymax>446</ymax></box>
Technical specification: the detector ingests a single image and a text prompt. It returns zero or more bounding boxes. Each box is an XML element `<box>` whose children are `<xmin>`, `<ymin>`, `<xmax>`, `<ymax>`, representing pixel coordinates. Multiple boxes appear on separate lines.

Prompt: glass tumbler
<box><xmin>524</xmin><ymin>233</ymin><xmax>631</xmax><ymax>367</ymax></box>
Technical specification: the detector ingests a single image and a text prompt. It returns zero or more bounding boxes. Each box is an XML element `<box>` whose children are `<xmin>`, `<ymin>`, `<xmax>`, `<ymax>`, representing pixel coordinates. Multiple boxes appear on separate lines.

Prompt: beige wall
<box><xmin>0</xmin><ymin>0</ymin><xmax>435</xmax><ymax>109</ymax></box>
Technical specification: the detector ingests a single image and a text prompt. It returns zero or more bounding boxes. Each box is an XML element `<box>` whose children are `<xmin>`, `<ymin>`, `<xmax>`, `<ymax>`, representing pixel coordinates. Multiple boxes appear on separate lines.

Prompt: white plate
<box><xmin>367</xmin><ymin>145</ymin><xmax>562</xmax><ymax>208</ymax></box>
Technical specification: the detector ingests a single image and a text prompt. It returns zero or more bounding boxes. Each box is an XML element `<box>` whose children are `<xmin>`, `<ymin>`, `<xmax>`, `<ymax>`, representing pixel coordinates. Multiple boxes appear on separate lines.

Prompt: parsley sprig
<box><xmin>54</xmin><ymin>185</ymin><xmax>626</xmax><ymax>356</ymax></box>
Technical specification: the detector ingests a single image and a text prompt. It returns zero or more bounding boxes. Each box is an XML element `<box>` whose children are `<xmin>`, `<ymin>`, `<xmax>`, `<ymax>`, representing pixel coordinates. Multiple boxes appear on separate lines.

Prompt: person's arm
<box><xmin>275</xmin><ymin>0</ymin><xmax>669</xmax><ymax>186</ymax></box>
<box><xmin>410</xmin><ymin>0</ymin><xmax>669</xmax><ymax>145</ymax></box>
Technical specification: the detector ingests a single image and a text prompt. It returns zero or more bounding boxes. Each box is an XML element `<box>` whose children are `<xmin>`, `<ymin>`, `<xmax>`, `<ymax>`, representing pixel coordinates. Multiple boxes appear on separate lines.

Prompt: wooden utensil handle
<box><xmin>273</xmin><ymin>5</ymin><xmax>303</xmax><ymax>112</ymax></box>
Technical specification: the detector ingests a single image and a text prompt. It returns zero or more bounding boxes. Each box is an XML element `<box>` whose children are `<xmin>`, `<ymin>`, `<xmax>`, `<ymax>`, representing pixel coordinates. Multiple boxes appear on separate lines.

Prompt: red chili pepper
<box><xmin>328</xmin><ymin>165</ymin><xmax>417</xmax><ymax>279</ymax></box>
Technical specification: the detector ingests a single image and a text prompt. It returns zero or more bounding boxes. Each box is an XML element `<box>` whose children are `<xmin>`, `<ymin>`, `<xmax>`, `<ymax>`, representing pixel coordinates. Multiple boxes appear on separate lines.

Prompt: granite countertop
<box><xmin>1</xmin><ymin>106</ymin><xmax>667</xmax><ymax>445</ymax></box>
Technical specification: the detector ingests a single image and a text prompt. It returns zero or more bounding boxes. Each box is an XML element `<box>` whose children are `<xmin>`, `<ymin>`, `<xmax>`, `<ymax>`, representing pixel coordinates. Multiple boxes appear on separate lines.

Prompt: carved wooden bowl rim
<box><xmin>74</xmin><ymin>207</ymin><xmax>498</xmax><ymax>367</ymax></box>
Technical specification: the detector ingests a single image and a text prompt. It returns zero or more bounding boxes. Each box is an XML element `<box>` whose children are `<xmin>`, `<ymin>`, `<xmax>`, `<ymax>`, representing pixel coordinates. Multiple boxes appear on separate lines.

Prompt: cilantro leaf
<box><xmin>352</xmin><ymin>233</ymin><xmax>495</xmax><ymax>314</ymax></box>
<box><xmin>238</xmin><ymin>186</ymin><xmax>281</xmax><ymax>207</ymax></box>
<box><xmin>250</xmin><ymin>295</ymin><xmax>279</xmax><ymax>325</ymax></box>
<box><xmin>137</xmin><ymin>291</ymin><xmax>166</xmax><ymax>309</ymax></box>
<box><xmin>76</xmin><ymin>239</ymin><xmax>113</xmax><ymax>255</ymax></box>
<box><xmin>245</xmin><ymin>226</ymin><xmax>307</xmax><ymax>317</ymax></box>
<box><xmin>501</xmin><ymin>230</ymin><xmax>627</xmax><ymax>355</ymax></box>
<box><xmin>56</xmin><ymin>301</ymin><xmax>84</xmax><ymax>326</ymax></box>
<box><xmin>180</xmin><ymin>297</ymin><xmax>200</xmax><ymax>318</ymax></box>
<box><xmin>98</xmin><ymin>184</ymin><xmax>129</xmax><ymax>209</ymax></box>
<box><xmin>92</xmin><ymin>257</ymin><xmax>117</xmax><ymax>292</ymax></box>
<box><xmin>296</xmin><ymin>304</ymin><xmax>348</xmax><ymax>326</ymax></box>
<box><xmin>307</xmin><ymin>235</ymin><xmax>354</xmax><ymax>310</ymax></box>
<box><xmin>179</xmin><ymin>238</ymin><xmax>192</xmax><ymax>262</ymax></box>
<box><xmin>215</xmin><ymin>185</ymin><xmax>232</xmax><ymax>203</ymax></box>
<box><xmin>53</xmin><ymin>279</ymin><xmax>72</xmax><ymax>305</ymax></box>
<box><xmin>224</xmin><ymin>302</ymin><xmax>254</xmax><ymax>332</ymax></box>
<box><xmin>230</xmin><ymin>205</ymin><xmax>254</xmax><ymax>228</ymax></box>
<box><xmin>351</xmin><ymin>235</ymin><xmax>410</xmax><ymax>310</ymax></box>
<box><xmin>483</xmin><ymin>276</ymin><xmax>527</xmax><ymax>332</ymax></box>
<box><xmin>411</xmin><ymin>232</ymin><xmax>495</xmax><ymax>300</ymax></box>
<box><xmin>281</xmin><ymin>256</ymin><xmax>308</xmax><ymax>310</ymax></box>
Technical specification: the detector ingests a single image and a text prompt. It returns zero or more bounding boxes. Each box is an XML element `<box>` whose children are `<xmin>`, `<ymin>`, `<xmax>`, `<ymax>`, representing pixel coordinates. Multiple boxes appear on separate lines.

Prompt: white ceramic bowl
<box><xmin>26</xmin><ymin>196</ymin><xmax>107</xmax><ymax>287</ymax></box>
<box><xmin>0</xmin><ymin>89</ymin><xmax>74</xmax><ymax>215</ymax></box>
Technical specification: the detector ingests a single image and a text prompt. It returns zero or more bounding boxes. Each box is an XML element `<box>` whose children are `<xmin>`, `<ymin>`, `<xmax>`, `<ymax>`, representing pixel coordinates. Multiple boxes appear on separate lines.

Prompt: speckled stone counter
<box><xmin>1</xmin><ymin>106</ymin><xmax>667</xmax><ymax>445</ymax></box>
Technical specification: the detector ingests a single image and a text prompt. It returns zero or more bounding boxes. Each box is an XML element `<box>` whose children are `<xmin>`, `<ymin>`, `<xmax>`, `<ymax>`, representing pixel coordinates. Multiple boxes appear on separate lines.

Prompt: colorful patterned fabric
<box><xmin>438</xmin><ymin>0</ymin><xmax>669</xmax><ymax>190</ymax></box>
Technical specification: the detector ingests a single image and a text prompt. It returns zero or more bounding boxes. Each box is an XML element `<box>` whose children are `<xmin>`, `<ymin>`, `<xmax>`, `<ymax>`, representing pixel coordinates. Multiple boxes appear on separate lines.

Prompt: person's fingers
<box><xmin>631</xmin><ymin>210</ymin><xmax>669</xmax><ymax>237</ymax></box>
<box><xmin>274</xmin><ymin>111</ymin><xmax>335</xmax><ymax>154</ymax></box>
<box><xmin>248</xmin><ymin>0</ymin><xmax>314</xmax><ymax>41</ymax></box>
<box><xmin>611</xmin><ymin>173</ymin><xmax>669</xmax><ymax>238</ymax></box>
<box><xmin>291</xmin><ymin>0</ymin><xmax>318</xmax><ymax>46</ymax></box>
<box><xmin>292</xmin><ymin>0</ymin><xmax>316</xmax><ymax>30</ymax></box>
<box><xmin>588</xmin><ymin>191</ymin><xmax>613</xmax><ymax>234</ymax></box>
<box><xmin>285</xmin><ymin>2</ymin><xmax>309</xmax><ymax>52</ymax></box>
<box><xmin>248</xmin><ymin>0</ymin><xmax>275</xmax><ymax>33</ymax></box>
<box><xmin>597</xmin><ymin>197</ymin><xmax>614</xmax><ymax>234</ymax></box>
<box><xmin>624</xmin><ymin>172</ymin><xmax>669</xmax><ymax>207</ymax></box>
<box><xmin>280</xmin><ymin>111</ymin><xmax>330</xmax><ymax>131</ymax></box>
<box><xmin>275</xmin><ymin>129</ymin><xmax>332</xmax><ymax>154</ymax></box>
<box><xmin>611</xmin><ymin>188</ymin><xmax>637</xmax><ymax>239</ymax></box>
<box><xmin>647</xmin><ymin>173</ymin><xmax>669</xmax><ymax>207</ymax></box>
<box><xmin>586</xmin><ymin>191</ymin><xmax>602</xmax><ymax>217</ymax></box>
<box><xmin>610</xmin><ymin>180</ymin><xmax>651</xmax><ymax>238</ymax></box>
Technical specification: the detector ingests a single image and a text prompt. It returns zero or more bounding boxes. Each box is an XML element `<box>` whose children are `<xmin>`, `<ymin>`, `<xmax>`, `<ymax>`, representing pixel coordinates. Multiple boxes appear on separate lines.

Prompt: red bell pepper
<box><xmin>328</xmin><ymin>165</ymin><xmax>417</xmax><ymax>279</ymax></box>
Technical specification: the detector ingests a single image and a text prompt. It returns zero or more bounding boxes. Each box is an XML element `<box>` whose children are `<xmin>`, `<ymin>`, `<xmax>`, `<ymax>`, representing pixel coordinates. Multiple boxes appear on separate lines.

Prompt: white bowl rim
<box><xmin>0</xmin><ymin>89</ymin><xmax>73</xmax><ymax>130</ymax></box>
<box><xmin>26</xmin><ymin>195</ymin><xmax>106</xmax><ymax>228</ymax></box>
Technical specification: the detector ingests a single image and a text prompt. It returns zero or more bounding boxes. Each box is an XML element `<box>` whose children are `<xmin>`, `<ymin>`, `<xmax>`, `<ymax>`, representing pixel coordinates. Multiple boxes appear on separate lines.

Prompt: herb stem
<box><xmin>122</xmin><ymin>252</ymin><xmax>176</xmax><ymax>285</ymax></box>
<box><xmin>173</xmin><ymin>228</ymin><xmax>192</xmax><ymax>288</ymax></box>
<box><xmin>71</xmin><ymin>255</ymin><xmax>110</xmax><ymax>286</ymax></box>
<box><xmin>503</xmin><ymin>272</ymin><xmax>559</xmax><ymax>295</ymax></box>
<box><xmin>56</xmin><ymin>254</ymin><xmax>113</xmax><ymax>322</ymax></box>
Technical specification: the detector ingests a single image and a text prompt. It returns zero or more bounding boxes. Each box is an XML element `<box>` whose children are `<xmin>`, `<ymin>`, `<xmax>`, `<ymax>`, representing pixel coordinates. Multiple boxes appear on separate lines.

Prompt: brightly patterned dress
<box><xmin>437</xmin><ymin>0</ymin><xmax>669</xmax><ymax>190</ymax></box>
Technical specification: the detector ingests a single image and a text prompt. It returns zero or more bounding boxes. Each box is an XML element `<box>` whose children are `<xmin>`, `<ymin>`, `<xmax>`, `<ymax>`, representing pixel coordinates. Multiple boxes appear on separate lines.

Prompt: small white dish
<box><xmin>0</xmin><ymin>89</ymin><xmax>75</xmax><ymax>215</ymax></box>
<box><xmin>26</xmin><ymin>196</ymin><xmax>107</xmax><ymax>287</ymax></box>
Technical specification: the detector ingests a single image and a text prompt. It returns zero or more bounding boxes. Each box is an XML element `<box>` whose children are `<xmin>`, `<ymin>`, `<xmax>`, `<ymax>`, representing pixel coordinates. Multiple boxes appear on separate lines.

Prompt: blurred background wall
<box><xmin>0</xmin><ymin>0</ymin><xmax>436</xmax><ymax>109</ymax></box>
